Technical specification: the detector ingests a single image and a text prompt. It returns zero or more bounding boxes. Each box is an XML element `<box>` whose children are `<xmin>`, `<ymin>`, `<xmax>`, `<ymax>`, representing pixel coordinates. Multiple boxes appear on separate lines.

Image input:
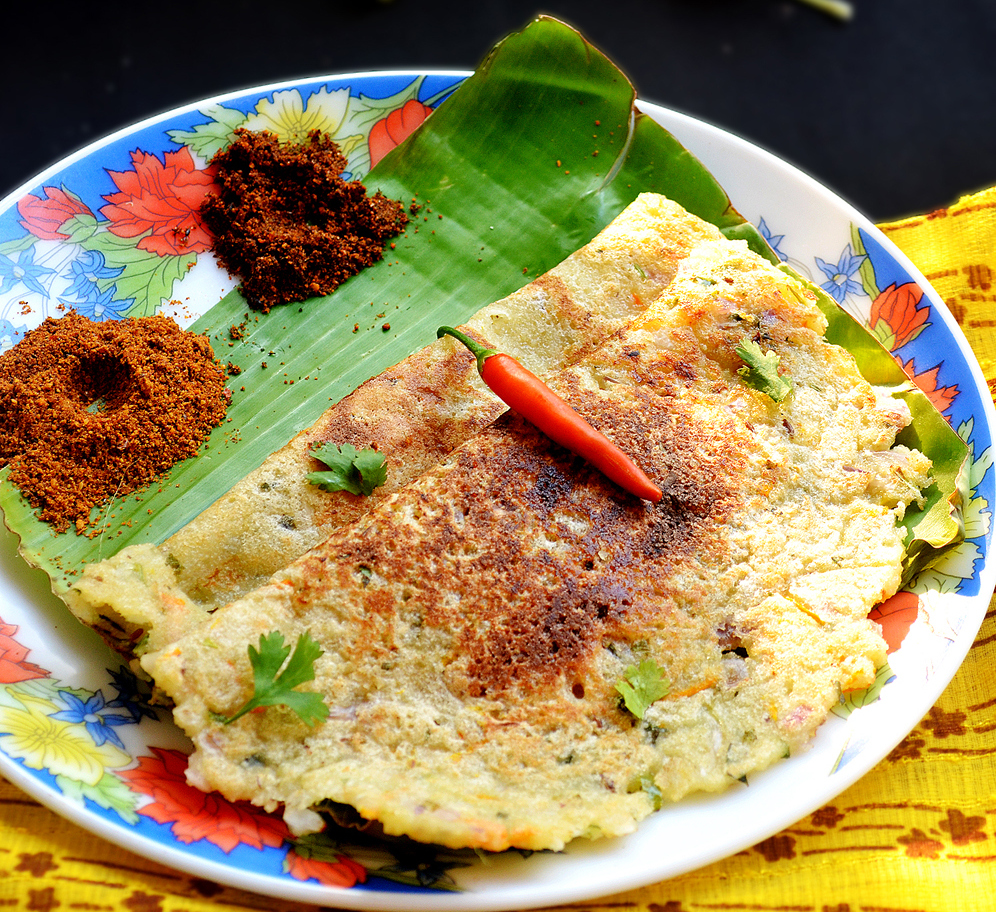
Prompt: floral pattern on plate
<box><xmin>0</xmin><ymin>75</ymin><xmax>458</xmax><ymax>339</ymax></box>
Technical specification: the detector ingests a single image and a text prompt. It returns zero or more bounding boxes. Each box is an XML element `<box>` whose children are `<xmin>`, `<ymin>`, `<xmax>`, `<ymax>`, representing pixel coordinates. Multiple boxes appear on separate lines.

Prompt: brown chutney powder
<box><xmin>0</xmin><ymin>312</ymin><xmax>230</xmax><ymax>534</ymax></box>
<box><xmin>200</xmin><ymin>128</ymin><xmax>409</xmax><ymax>313</ymax></box>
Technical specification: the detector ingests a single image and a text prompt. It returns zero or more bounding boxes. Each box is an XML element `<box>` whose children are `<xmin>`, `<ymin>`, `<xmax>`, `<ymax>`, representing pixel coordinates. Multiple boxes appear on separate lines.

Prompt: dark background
<box><xmin>5</xmin><ymin>0</ymin><xmax>994</xmax><ymax>224</ymax></box>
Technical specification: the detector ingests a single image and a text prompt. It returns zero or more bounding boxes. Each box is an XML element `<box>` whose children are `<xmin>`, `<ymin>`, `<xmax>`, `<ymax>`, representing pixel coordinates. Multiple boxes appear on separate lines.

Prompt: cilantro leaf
<box><xmin>221</xmin><ymin>630</ymin><xmax>329</xmax><ymax>727</ymax></box>
<box><xmin>735</xmin><ymin>339</ymin><xmax>792</xmax><ymax>402</ymax></box>
<box><xmin>615</xmin><ymin>658</ymin><xmax>670</xmax><ymax>720</ymax></box>
<box><xmin>627</xmin><ymin>774</ymin><xmax>664</xmax><ymax>811</ymax></box>
<box><xmin>307</xmin><ymin>442</ymin><xmax>387</xmax><ymax>496</ymax></box>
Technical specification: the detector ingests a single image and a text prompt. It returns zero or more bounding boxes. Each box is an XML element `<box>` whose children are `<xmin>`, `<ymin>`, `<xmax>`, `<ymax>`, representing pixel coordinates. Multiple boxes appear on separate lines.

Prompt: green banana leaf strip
<box><xmin>784</xmin><ymin>265</ymin><xmax>969</xmax><ymax>585</ymax></box>
<box><xmin>0</xmin><ymin>15</ymin><xmax>963</xmax><ymax>599</ymax></box>
<box><xmin>0</xmin><ymin>16</ymin><xmax>770</xmax><ymax>593</ymax></box>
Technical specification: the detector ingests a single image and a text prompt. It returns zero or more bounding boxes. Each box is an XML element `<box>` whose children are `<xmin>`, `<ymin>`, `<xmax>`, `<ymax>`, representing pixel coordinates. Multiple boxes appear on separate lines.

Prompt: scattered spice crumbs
<box><xmin>200</xmin><ymin>128</ymin><xmax>409</xmax><ymax>313</ymax></box>
<box><xmin>0</xmin><ymin>312</ymin><xmax>230</xmax><ymax>534</ymax></box>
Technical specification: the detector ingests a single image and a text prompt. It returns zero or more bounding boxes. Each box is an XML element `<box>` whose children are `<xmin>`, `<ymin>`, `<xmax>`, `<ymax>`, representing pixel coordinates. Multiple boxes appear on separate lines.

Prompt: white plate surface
<box><xmin>0</xmin><ymin>72</ymin><xmax>993</xmax><ymax>911</ymax></box>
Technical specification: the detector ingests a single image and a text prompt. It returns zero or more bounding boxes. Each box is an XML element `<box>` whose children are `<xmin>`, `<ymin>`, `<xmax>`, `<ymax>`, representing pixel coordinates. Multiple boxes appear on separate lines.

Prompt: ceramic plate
<box><xmin>0</xmin><ymin>72</ymin><xmax>993</xmax><ymax>911</ymax></box>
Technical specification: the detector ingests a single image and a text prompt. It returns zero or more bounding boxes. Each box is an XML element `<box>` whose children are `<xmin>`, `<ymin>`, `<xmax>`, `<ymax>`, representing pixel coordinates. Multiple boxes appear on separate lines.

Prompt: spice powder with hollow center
<box><xmin>0</xmin><ymin>312</ymin><xmax>230</xmax><ymax>534</ymax></box>
<box><xmin>200</xmin><ymin>128</ymin><xmax>410</xmax><ymax>313</ymax></box>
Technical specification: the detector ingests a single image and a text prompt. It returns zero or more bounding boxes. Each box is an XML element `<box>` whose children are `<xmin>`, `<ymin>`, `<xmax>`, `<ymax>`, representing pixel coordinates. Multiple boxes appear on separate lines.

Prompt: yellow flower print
<box><xmin>0</xmin><ymin>690</ymin><xmax>130</xmax><ymax>785</ymax></box>
<box><xmin>243</xmin><ymin>87</ymin><xmax>364</xmax><ymax>158</ymax></box>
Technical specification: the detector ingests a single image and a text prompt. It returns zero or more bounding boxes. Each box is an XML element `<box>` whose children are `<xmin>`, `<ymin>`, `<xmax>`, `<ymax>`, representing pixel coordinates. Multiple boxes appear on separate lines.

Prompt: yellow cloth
<box><xmin>4</xmin><ymin>189</ymin><xmax>996</xmax><ymax>910</ymax></box>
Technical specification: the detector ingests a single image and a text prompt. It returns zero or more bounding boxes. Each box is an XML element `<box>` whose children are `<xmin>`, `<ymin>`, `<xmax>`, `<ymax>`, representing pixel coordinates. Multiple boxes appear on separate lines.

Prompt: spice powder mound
<box><xmin>200</xmin><ymin>128</ymin><xmax>409</xmax><ymax>313</ymax></box>
<box><xmin>0</xmin><ymin>312</ymin><xmax>230</xmax><ymax>534</ymax></box>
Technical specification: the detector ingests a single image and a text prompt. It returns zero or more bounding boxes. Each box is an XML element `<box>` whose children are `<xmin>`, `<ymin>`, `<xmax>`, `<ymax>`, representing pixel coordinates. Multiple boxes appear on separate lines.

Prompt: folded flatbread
<box><xmin>151</xmin><ymin>237</ymin><xmax>930</xmax><ymax>852</ymax></box>
<box><xmin>65</xmin><ymin>193</ymin><xmax>724</xmax><ymax>665</ymax></box>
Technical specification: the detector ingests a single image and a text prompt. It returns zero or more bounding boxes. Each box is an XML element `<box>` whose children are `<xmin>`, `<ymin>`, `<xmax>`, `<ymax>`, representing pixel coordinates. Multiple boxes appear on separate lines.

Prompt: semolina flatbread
<box><xmin>150</xmin><ymin>237</ymin><xmax>930</xmax><ymax>852</ymax></box>
<box><xmin>64</xmin><ymin>193</ymin><xmax>726</xmax><ymax>666</ymax></box>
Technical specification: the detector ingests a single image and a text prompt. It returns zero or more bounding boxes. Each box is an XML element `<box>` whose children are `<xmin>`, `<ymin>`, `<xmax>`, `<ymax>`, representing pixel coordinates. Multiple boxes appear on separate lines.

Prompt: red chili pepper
<box><xmin>437</xmin><ymin>326</ymin><xmax>662</xmax><ymax>503</ymax></box>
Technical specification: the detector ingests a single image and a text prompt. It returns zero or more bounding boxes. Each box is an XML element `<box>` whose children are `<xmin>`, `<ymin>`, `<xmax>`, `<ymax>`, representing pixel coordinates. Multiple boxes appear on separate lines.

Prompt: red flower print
<box><xmin>887</xmin><ymin>730</ymin><xmax>925</xmax><ymax>762</ymax></box>
<box><xmin>897</xmin><ymin>827</ymin><xmax>943</xmax><ymax>859</ymax></box>
<box><xmin>284</xmin><ymin>848</ymin><xmax>367</xmax><ymax>888</ymax></box>
<box><xmin>753</xmin><ymin>834</ymin><xmax>796</xmax><ymax>862</ymax></box>
<box><xmin>896</xmin><ymin>357</ymin><xmax>959</xmax><ymax>417</ymax></box>
<box><xmin>99</xmin><ymin>148</ymin><xmax>215</xmax><ymax>257</ymax></box>
<box><xmin>921</xmin><ymin>705</ymin><xmax>968</xmax><ymax>739</ymax></box>
<box><xmin>18</xmin><ymin>186</ymin><xmax>94</xmax><ymax>240</ymax></box>
<box><xmin>939</xmin><ymin>808</ymin><xmax>987</xmax><ymax>845</ymax></box>
<box><xmin>810</xmin><ymin>805</ymin><xmax>845</xmax><ymax>829</ymax></box>
<box><xmin>368</xmin><ymin>100</ymin><xmax>433</xmax><ymax>169</ymax></box>
<box><xmin>869</xmin><ymin>591</ymin><xmax>919</xmax><ymax>653</ymax></box>
<box><xmin>870</xmin><ymin>282</ymin><xmax>930</xmax><ymax>351</ymax></box>
<box><xmin>0</xmin><ymin>618</ymin><xmax>48</xmax><ymax>683</ymax></box>
<box><xmin>119</xmin><ymin>748</ymin><xmax>289</xmax><ymax>853</ymax></box>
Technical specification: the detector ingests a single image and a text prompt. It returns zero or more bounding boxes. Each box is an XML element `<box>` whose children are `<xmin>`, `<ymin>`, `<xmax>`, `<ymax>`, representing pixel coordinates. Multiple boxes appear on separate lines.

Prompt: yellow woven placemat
<box><xmin>3</xmin><ymin>188</ymin><xmax>996</xmax><ymax>911</ymax></box>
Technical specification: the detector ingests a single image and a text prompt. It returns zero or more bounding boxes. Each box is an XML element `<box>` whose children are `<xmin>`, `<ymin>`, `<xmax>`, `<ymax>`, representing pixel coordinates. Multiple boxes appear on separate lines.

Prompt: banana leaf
<box><xmin>0</xmin><ymin>15</ymin><xmax>965</xmax><ymax>597</ymax></box>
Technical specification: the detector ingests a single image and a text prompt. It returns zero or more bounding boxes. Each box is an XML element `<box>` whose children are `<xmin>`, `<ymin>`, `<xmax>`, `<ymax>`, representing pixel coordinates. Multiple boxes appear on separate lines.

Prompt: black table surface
<box><xmin>5</xmin><ymin>0</ymin><xmax>994</xmax><ymax>225</ymax></box>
